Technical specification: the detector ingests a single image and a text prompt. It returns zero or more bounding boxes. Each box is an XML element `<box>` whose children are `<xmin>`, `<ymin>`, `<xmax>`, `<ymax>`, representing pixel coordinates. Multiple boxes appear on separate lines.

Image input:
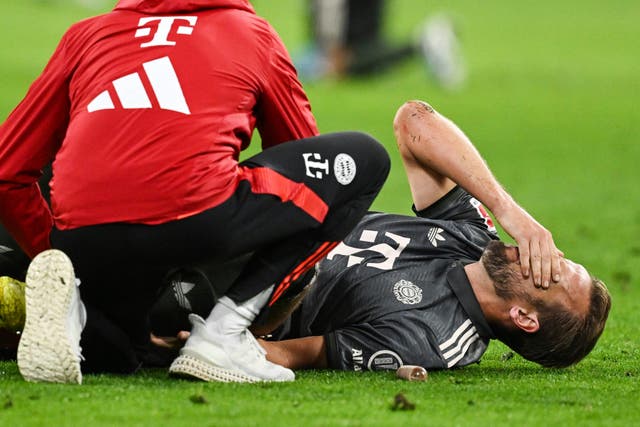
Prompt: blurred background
<box><xmin>1</xmin><ymin>1</ymin><xmax>639</xmax><ymax>343</ymax></box>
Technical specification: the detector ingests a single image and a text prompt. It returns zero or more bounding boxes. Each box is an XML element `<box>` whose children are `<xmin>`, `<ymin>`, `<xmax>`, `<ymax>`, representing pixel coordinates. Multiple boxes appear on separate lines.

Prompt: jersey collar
<box><xmin>446</xmin><ymin>261</ymin><xmax>495</xmax><ymax>339</ymax></box>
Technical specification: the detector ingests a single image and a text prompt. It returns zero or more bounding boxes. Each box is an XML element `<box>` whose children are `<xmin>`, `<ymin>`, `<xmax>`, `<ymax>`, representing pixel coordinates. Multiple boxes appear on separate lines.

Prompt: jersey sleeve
<box><xmin>413</xmin><ymin>186</ymin><xmax>498</xmax><ymax>237</ymax></box>
<box><xmin>255</xmin><ymin>26</ymin><xmax>319</xmax><ymax>149</ymax></box>
<box><xmin>0</xmin><ymin>32</ymin><xmax>73</xmax><ymax>258</ymax></box>
<box><xmin>324</xmin><ymin>316</ymin><xmax>447</xmax><ymax>371</ymax></box>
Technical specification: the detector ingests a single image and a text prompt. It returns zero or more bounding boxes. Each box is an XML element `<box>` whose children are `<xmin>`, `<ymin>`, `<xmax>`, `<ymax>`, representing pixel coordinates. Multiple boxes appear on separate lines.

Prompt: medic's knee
<box><xmin>343</xmin><ymin>131</ymin><xmax>390</xmax><ymax>179</ymax></box>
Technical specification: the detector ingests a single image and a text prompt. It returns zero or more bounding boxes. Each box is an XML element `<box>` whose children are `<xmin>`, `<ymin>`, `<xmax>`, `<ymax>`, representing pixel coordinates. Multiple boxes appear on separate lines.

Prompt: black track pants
<box><xmin>51</xmin><ymin>131</ymin><xmax>390</xmax><ymax>373</ymax></box>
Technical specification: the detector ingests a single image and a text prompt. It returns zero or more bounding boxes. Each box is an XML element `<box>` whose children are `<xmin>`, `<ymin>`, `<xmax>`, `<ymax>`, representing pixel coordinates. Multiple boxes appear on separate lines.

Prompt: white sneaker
<box><xmin>419</xmin><ymin>14</ymin><xmax>466</xmax><ymax>89</ymax></box>
<box><xmin>169</xmin><ymin>290</ymin><xmax>295</xmax><ymax>383</ymax></box>
<box><xmin>17</xmin><ymin>249</ymin><xmax>86</xmax><ymax>384</ymax></box>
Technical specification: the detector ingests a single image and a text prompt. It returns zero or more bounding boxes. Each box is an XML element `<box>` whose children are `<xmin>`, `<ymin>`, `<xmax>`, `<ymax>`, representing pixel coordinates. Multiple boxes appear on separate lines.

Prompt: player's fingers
<box><xmin>552</xmin><ymin>247</ymin><xmax>562</xmax><ymax>283</ymax></box>
<box><xmin>519</xmin><ymin>243</ymin><xmax>530</xmax><ymax>279</ymax></box>
<box><xmin>541</xmin><ymin>240</ymin><xmax>552</xmax><ymax>289</ymax></box>
<box><xmin>529</xmin><ymin>241</ymin><xmax>542</xmax><ymax>288</ymax></box>
<box><xmin>149</xmin><ymin>333</ymin><xmax>172</xmax><ymax>349</ymax></box>
<box><xmin>150</xmin><ymin>332</ymin><xmax>190</xmax><ymax>349</ymax></box>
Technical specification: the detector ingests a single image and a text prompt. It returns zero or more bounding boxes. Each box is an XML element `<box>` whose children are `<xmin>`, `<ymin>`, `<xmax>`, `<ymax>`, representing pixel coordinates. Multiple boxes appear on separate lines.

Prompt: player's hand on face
<box><xmin>495</xmin><ymin>205</ymin><xmax>563</xmax><ymax>289</ymax></box>
<box><xmin>519</xmin><ymin>230</ymin><xmax>564</xmax><ymax>289</ymax></box>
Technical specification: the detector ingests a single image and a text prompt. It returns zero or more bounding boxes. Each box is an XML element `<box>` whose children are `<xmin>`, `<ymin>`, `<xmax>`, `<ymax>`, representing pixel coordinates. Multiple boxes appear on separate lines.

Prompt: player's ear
<box><xmin>509</xmin><ymin>306</ymin><xmax>539</xmax><ymax>333</ymax></box>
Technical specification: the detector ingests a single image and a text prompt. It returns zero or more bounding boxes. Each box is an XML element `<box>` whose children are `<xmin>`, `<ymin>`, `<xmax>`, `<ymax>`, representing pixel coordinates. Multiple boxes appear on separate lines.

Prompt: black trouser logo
<box><xmin>302</xmin><ymin>153</ymin><xmax>329</xmax><ymax>179</ymax></box>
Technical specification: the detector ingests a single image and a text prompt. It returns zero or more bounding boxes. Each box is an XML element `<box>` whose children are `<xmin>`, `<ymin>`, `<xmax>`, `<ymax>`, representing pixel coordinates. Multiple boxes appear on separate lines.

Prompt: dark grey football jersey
<box><xmin>278</xmin><ymin>186</ymin><xmax>499</xmax><ymax>371</ymax></box>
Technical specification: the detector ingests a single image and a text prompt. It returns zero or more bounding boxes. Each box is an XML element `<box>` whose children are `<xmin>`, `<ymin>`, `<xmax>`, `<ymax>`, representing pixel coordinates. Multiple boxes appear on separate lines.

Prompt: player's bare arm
<box><xmin>148</xmin><ymin>330</ymin><xmax>327</xmax><ymax>370</ymax></box>
<box><xmin>259</xmin><ymin>336</ymin><xmax>327</xmax><ymax>369</ymax></box>
<box><xmin>393</xmin><ymin>100</ymin><xmax>562</xmax><ymax>289</ymax></box>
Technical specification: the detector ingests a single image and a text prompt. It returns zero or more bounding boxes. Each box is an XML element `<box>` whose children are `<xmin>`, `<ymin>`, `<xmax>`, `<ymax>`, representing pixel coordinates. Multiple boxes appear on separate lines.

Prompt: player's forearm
<box><xmin>259</xmin><ymin>336</ymin><xmax>328</xmax><ymax>370</ymax></box>
<box><xmin>393</xmin><ymin>100</ymin><xmax>516</xmax><ymax>215</ymax></box>
<box><xmin>394</xmin><ymin>100</ymin><xmax>562</xmax><ymax>287</ymax></box>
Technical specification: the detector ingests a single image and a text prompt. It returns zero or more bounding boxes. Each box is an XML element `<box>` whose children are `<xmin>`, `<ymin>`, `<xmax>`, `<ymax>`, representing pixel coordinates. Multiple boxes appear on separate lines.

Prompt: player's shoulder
<box><xmin>64</xmin><ymin>12</ymin><xmax>110</xmax><ymax>37</ymax></box>
<box><xmin>359</xmin><ymin>211</ymin><xmax>452</xmax><ymax>238</ymax></box>
<box><xmin>63</xmin><ymin>9</ymin><xmax>144</xmax><ymax>50</ymax></box>
<box><xmin>362</xmin><ymin>211</ymin><xmax>427</xmax><ymax>226</ymax></box>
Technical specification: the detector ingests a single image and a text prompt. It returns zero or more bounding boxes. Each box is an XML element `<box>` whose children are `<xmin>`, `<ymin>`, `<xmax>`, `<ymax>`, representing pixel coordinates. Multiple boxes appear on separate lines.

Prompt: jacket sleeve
<box><xmin>255</xmin><ymin>26</ymin><xmax>319</xmax><ymax>149</ymax></box>
<box><xmin>0</xmin><ymin>32</ymin><xmax>72</xmax><ymax>258</ymax></box>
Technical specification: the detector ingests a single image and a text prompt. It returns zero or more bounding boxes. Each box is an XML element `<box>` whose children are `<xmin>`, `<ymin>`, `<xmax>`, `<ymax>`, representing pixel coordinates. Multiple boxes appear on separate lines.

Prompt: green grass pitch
<box><xmin>1</xmin><ymin>0</ymin><xmax>639</xmax><ymax>425</ymax></box>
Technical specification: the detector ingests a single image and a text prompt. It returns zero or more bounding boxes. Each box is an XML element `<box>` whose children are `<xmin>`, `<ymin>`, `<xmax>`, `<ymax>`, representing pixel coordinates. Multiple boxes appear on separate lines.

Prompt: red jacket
<box><xmin>0</xmin><ymin>0</ymin><xmax>318</xmax><ymax>258</ymax></box>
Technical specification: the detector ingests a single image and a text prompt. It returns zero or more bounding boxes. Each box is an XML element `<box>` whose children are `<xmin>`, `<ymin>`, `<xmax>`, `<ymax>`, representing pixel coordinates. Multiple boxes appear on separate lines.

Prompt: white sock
<box><xmin>204</xmin><ymin>285</ymin><xmax>274</xmax><ymax>334</ymax></box>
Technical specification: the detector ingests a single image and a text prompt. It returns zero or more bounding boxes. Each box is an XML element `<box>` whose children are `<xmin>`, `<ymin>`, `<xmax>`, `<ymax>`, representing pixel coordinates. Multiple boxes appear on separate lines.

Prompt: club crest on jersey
<box><xmin>135</xmin><ymin>16</ymin><xmax>198</xmax><ymax>48</ymax></box>
<box><xmin>333</xmin><ymin>153</ymin><xmax>356</xmax><ymax>185</ymax></box>
<box><xmin>393</xmin><ymin>279</ymin><xmax>422</xmax><ymax>305</ymax></box>
<box><xmin>427</xmin><ymin>227</ymin><xmax>446</xmax><ymax>247</ymax></box>
<box><xmin>302</xmin><ymin>153</ymin><xmax>329</xmax><ymax>179</ymax></box>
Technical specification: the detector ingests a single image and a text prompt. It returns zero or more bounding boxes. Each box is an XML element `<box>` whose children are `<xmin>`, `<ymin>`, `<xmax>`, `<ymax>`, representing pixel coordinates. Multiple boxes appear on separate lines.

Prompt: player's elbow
<box><xmin>393</xmin><ymin>100</ymin><xmax>436</xmax><ymax>131</ymax></box>
<box><xmin>393</xmin><ymin>100</ymin><xmax>437</xmax><ymax>158</ymax></box>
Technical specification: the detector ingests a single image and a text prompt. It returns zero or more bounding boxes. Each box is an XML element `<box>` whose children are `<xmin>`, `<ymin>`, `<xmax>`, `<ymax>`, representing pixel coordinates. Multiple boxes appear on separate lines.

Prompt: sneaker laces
<box><xmin>242</xmin><ymin>329</ymin><xmax>267</xmax><ymax>358</ymax></box>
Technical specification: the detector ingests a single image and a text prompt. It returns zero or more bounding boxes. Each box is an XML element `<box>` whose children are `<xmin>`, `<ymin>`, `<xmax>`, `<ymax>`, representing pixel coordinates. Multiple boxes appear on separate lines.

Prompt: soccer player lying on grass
<box><xmin>249</xmin><ymin>100</ymin><xmax>612</xmax><ymax>371</ymax></box>
<box><xmin>147</xmin><ymin>100</ymin><xmax>611</xmax><ymax>372</ymax></box>
<box><xmin>2</xmin><ymin>100</ymin><xmax>611</xmax><ymax>372</ymax></box>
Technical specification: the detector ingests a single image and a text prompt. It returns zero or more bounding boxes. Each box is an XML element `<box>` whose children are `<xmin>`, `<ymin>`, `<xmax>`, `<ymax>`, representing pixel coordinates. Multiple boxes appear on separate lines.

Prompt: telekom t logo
<box><xmin>135</xmin><ymin>16</ymin><xmax>198</xmax><ymax>48</ymax></box>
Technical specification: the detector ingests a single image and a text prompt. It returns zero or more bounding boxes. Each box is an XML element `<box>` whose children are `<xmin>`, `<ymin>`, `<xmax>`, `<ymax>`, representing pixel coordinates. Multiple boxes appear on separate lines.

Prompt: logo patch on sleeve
<box><xmin>333</xmin><ymin>153</ymin><xmax>356</xmax><ymax>185</ymax></box>
<box><xmin>367</xmin><ymin>350</ymin><xmax>403</xmax><ymax>371</ymax></box>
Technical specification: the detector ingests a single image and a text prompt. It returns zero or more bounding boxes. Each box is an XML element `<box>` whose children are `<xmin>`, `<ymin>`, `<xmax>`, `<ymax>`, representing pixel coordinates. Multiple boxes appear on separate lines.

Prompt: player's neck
<box><xmin>464</xmin><ymin>262</ymin><xmax>511</xmax><ymax>326</ymax></box>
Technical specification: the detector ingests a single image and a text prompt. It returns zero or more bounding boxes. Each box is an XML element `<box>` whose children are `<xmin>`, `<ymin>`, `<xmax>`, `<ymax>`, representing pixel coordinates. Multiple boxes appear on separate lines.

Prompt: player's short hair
<box><xmin>499</xmin><ymin>276</ymin><xmax>611</xmax><ymax>368</ymax></box>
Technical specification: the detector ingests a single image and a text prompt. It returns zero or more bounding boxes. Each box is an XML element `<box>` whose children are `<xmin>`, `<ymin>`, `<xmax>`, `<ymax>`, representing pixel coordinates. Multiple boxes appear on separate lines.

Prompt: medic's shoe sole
<box><xmin>169</xmin><ymin>351</ymin><xmax>263</xmax><ymax>383</ymax></box>
<box><xmin>17</xmin><ymin>250</ymin><xmax>82</xmax><ymax>384</ymax></box>
<box><xmin>170</xmin><ymin>347</ymin><xmax>296</xmax><ymax>383</ymax></box>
